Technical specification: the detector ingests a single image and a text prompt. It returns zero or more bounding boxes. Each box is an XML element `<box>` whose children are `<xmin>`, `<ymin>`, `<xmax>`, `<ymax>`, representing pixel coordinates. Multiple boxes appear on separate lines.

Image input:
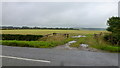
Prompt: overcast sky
<box><xmin>2</xmin><ymin>2</ymin><xmax>118</xmax><ymax>28</ymax></box>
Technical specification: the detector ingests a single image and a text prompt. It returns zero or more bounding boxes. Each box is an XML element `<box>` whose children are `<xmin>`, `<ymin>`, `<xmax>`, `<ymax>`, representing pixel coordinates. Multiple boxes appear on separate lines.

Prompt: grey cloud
<box><xmin>2</xmin><ymin>2</ymin><xmax>118</xmax><ymax>28</ymax></box>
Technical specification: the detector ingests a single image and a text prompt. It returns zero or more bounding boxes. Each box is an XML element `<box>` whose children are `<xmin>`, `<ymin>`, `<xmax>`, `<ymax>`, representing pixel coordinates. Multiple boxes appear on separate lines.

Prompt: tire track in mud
<box><xmin>53</xmin><ymin>35</ymin><xmax>107</xmax><ymax>53</ymax></box>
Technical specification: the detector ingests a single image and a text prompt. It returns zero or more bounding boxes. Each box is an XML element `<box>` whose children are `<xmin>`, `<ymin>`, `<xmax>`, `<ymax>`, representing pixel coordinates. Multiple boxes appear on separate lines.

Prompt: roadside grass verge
<box><xmin>86</xmin><ymin>36</ymin><xmax>120</xmax><ymax>52</ymax></box>
<box><xmin>1</xmin><ymin>40</ymin><xmax>54</xmax><ymax>48</ymax></box>
<box><xmin>0</xmin><ymin>37</ymin><xmax>74</xmax><ymax>48</ymax></box>
<box><xmin>70</xmin><ymin>34</ymin><xmax>120</xmax><ymax>52</ymax></box>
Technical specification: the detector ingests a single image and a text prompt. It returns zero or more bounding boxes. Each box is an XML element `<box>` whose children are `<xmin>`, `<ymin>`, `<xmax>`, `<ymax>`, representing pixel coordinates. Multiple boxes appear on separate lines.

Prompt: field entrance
<box><xmin>1</xmin><ymin>29</ymin><xmax>119</xmax><ymax>52</ymax></box>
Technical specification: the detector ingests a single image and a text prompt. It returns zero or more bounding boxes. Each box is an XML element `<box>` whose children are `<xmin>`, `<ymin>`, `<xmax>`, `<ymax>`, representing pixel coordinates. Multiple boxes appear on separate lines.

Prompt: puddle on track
<box><xmin>71</xmin><ymin>35</ymin><xmax>86</xmax><ymax>38</ymax></box>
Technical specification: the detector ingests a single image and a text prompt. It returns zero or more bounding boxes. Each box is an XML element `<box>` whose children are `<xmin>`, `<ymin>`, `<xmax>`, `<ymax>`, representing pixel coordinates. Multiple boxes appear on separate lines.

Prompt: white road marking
<box><xmin>0</xmin><ymin>55</ymin><xmax>51</xmax><ymax>63</ymax></box>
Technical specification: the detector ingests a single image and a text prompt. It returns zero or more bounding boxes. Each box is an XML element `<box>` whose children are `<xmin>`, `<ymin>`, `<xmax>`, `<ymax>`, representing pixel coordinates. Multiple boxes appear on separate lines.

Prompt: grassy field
<box><xmin>1</xmin><ymin>29</ymin><xmax>107</xmax><ymax>35</ymax></box>
<box><xmin>1</xmin><ymin>29</ymin><xmax>119</xmax><ymax>52</ymax></box>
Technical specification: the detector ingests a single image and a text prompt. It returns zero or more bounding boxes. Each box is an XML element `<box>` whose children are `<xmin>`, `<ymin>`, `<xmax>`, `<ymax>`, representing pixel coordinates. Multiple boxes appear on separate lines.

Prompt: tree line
<box><xmin>0</xmin><ymin>26</ymin><xmax>79</xmax><ymax>30</ymax></box>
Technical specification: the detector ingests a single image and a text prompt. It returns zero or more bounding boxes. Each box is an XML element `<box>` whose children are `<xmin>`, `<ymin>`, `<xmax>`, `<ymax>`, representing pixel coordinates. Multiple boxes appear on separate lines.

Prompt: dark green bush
<box><xmin>1</xmin><ymin>34</ymin><xmax>43</xmax><ymax>41</ymax></box>
<box><xmin>104</xmin><ymin>33</ymin><xmax>120</xmax><ymax>45</ymax></box>
<box><xmin>105</xmin><ymin>17</ymin><xmax>120</xmax><ymax>46</ymax></box>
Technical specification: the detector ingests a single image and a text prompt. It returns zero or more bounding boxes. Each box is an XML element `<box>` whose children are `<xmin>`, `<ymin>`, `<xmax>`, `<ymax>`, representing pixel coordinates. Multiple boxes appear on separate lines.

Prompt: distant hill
<box><xmin>80</xmin><ymin>28</ymin><xmax>106</xmax><ymax>30</ymax></box>
<box><xmin>0</xmin><ymin>26</ymin><xmax>106</xmax><ymax>30</ymax></box>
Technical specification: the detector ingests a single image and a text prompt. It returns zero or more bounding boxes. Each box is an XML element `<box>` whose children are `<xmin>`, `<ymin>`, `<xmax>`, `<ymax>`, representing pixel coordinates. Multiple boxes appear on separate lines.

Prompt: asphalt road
<box><xmin>1</xmin><ymin>45</ymin><xmax>118</xmax><ymax>66</ymax></box>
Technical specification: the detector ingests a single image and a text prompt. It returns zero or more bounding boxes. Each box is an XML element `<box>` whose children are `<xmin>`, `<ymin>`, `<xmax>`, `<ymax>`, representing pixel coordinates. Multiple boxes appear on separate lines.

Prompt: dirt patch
<box><xmin>54</xmin><ymin>41</ymin><xmax>107</xmax><ymax>52</ymax></box>
<box><xmin>53</xmin><ymin>41</ymin><xmax>77</xmax><ymax>50</ymax></box>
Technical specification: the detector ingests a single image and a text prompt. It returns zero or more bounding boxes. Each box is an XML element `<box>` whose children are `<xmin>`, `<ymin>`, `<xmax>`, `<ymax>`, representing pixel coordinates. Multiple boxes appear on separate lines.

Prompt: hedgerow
<box><xmin>1</xmin><ymin>34</ymin><xmax>43</xmax><ymax>41</ymax></box>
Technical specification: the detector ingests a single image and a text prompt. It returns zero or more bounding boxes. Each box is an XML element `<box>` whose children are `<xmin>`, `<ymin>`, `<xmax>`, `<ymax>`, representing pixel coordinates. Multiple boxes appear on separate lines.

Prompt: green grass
<box><xmin>1</xmin><ymin>39</ymin><xmax>69</xmax><ymax>48</ymax></box>
<box><xmin>1</xmin><ymin>40</ymin><xmax>52</xmax><ymax>48</ymax></box>
<box><xmin>1</xmin><ymin>40</ymin><xmax>53</xmax><ymax>48</ymax></box>
<box><xmin>70</xmin><ymin>34</ymin><xmax>120</xmax><ymax>52</ymax></box>
<box><xmin>87</xmin><ymin>36</ymin><xmax>119</xmax><ymax>52</ymax></box>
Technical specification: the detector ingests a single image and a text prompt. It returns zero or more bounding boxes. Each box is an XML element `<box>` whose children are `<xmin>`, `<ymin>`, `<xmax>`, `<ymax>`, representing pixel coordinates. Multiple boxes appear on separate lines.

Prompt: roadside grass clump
<box><xmin>91</xmin><ymin>44</ymin><xmax>119</xmax><ymax>52</ymax></box>
<box><xmin>1</xmin><ymin>40</ymin><xmax>55</xmax><ymax>48</ymax></box>
<box><xmin>86</xmin><ymin>35</ymin><xmax>120</xmax><ymax>52</ymax></box>
<box><xmin>1</xmin><ymin>40</ymin><xmax>67</xmax><ymax>48</ymax></box>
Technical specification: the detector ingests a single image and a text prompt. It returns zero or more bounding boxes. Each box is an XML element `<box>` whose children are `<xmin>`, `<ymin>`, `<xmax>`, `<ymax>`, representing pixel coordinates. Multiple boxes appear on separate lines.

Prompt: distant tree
<box><xmin>22</xmin><ymin>26</ymin><xmax>30</xmax><ymax>29</ymax></box>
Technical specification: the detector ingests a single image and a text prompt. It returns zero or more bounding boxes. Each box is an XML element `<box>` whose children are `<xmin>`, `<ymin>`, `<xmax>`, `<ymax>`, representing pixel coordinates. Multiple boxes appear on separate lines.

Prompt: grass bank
<box><xmin>70</xmin><ymin>34</ymin><xmax>120</xmax><ymax>52</ymax></box>
<box><xmin>0</xmin><ymin>39</ymin><xmax>68</xmax><ymax>48</ymax></box>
